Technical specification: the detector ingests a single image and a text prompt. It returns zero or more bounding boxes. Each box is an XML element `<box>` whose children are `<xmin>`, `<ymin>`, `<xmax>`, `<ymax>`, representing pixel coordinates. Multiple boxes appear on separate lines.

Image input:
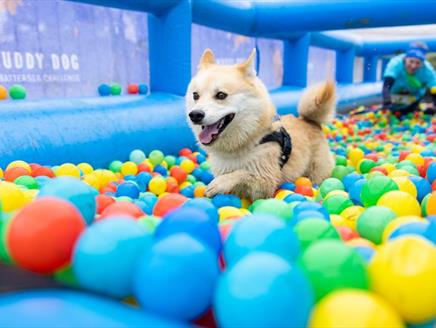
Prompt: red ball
<box><xmin>127</xmin><ymin>84</ymin><xmax>139</xmax><ymax>94</ymax></box>
<box><xmin>29</xmin><ymin>163</ymin><xmax>42</xmax><ymax>173</ymax></box>
<box><xmin>31</xmin><ymin>166</ymin><xmax>55</xmax><ymax>178</ymax></box>
<box><xmin>7</xmin><ymin>197</ymin><xmax>86</xmax><ymax>274</ymax></box>
<box><xmin>137</xmin><ymin>162</ymin><xmax>151</xmax><ymax>173</ymax></box>
<box><xmin>336</xmin><ymin>226</ymin><xmax>359</xmax><ymax>241</ymax></box>
<box><xmin>179</xmin><ymin>148</ymin><xmax>193</xmax><ymax>156</ymax></box>
<box><xmin>99</xmin><ymin>202</ymin><xmax>144</xmax><ymax>220</ymax></box>
<box><xmin>153</xmin><ymin>193</ymin><xmax>188</xmax><ymax>217</ymax></box>
<box><xmin>4</xmin><ymin>167</ymin><xmax>29</xmax><ymax>182</ymax></box>
<box><xmin>399</xmin><ymin>151</ymin><xmax>410</xmax><ymax>161</ymax></box>
<box><xmin>96</xmin><ymin>194</ymin><xmax>116</xmax><ymax>215</ymax></box>
<box><xmin>193</xmin><ymin>308</ymin><xmax>217</xmax><ymax>328</ymax></box>
<box><xmin>295</xmin><ymin>185</ymin><xmax>313</xmax><ymax>197</ymax></box>
<box><xmin>170</xmin><ymin>166</ymin><xmax>188</xmax><ymax>184</ymax></box>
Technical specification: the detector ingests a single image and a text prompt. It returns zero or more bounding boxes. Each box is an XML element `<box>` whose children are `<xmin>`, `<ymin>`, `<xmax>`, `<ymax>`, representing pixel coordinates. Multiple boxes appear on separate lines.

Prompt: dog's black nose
<box><xmin>189</xmin><ymin>110</ymin><xmax>205</xmax><ymax>124</ymax></box>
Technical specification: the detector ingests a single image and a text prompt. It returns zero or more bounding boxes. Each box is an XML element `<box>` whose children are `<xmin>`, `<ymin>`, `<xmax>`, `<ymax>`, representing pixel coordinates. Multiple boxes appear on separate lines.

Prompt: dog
<box><xmin>185</xmin><ymin>49</ymin><xmax>335</xmax><ymax>200</ymax></box>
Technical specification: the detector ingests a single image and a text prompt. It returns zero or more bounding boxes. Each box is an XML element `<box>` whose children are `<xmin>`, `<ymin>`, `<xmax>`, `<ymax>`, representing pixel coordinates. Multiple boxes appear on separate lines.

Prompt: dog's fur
<box><xmin>185</xmin><ymin>49</ymin><xmax>335</xmax><ymax>200</ymax></box>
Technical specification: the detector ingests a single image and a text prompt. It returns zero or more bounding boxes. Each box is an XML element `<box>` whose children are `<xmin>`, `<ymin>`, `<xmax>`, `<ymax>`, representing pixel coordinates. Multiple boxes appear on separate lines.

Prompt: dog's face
<box><xmin>186</xmin><ymin>49</ymin><xmax>275</xmax><ymax>152</ymax></box>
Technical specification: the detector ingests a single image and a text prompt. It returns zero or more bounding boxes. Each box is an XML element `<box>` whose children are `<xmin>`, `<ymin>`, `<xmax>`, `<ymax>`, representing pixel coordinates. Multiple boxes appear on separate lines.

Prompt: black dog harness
<box><xmin>259</xmin><ymin>127</ymin><xmax>292</xmax><ymax>168</ymax></box>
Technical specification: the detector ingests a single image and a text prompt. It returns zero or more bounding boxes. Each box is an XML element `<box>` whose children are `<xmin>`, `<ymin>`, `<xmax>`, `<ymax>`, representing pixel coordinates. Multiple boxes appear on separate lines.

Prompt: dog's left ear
<box><xmin>237</xmin><ymin>49</ymin><xmax>256</xmax><ymax>77</ymax></box>
<box><xmin>198</xmin><ymin>49</ymin><xmax>216</xmax><ymax>70</ymax></box>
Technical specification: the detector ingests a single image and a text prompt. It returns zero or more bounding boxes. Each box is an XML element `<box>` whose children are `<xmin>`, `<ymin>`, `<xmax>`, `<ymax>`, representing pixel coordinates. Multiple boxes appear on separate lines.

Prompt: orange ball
<box><xmin>99</xmin><ymin>202</ymin><xmax>144</xmax><ymax>220</ymax></box>
<box><xmin>153</xmin><ymin>193</ymin><xmax>188</xmax><ymax>217</ymax></box>
<box><xmin>137</xmin><ymin>162</ymin><xmax>151</xmax><ymax>173</ymax></box>
<box><xmin>425</xmin><ymin>191</ymin><xmax>436</xmax><ymax>216</ymax></box>
<box><xmin>0</xmin><ymin>85</ymin><xmax>7</xmax><ymax>100</ymax></box>
<box><xmin>295</xmin><ymin>177</ymin><xmax>312</xmax><ymax>188</ymax></box>
<box><xmin>170</xmin><ymin>166</ymin><xmax>188</xmax><ymax>184</ymax></box>
<box><xmin>4</xmin><ymin>167</ymin><xmax>29</xmax><ymax>182</ymax></box>
<box><xmin>7</xmin><ymin>197</ymin><xmax>86</xmax><ymax>274</ymax></box>
<box><xmin>165</xmin><ymin>176</ymin><xmax>180</xmax><ymax>193</ymax></box>
<box><xmin>194</xmin><ymin>185</ymin><xmax>207</xmax><ymax>198</ymax></box>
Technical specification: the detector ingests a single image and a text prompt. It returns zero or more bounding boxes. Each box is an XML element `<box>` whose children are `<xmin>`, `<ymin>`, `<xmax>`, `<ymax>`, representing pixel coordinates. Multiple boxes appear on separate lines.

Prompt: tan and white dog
<box><xmin>186</xmin><ymin>49</ymin><xmax>335</xmax><ymax>200</ymax></box>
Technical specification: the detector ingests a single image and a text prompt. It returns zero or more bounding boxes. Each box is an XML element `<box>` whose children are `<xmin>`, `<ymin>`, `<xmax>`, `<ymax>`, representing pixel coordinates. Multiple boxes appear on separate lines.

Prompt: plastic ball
<box><xmin>133</xmin><ymin>233</ymin><xmax>219</xmax><ymax>321</ymax></box>
<box><xmin>129</xmin><ymin>150</ymin><xmax>146</xmax><ymax>164</ymax></box>
<box><xmin>77</xmin><ymin>162</ymin><xmax>93</xmax><ymax>175</ymax></box>
<box><xmin>121</xmin><ymin>161</ymin><xmax>138</xmax><ymax>176</ymax></box>
<box><xmin>382</xmin><ymin>216</ymin><xmax>424</xmax><ymax>242</ymax></box>
<box><xmin>38</xmin><ymin>177</ymin><xmax>97</xmax><ymax>225</ymax></box>
<box><xmin>349</xmin><ymin>148</ymin><xmax>365</xmax><ymax>166</ymax></box>
<box><xmin>111</xmin><ymin>83</ymin><xmax>122</xmax><ymax>95</ymax></box>
<box><xmin>320</xmin><ymin>178</ymin><xmax>345</xmax><ymax>198</ymax></box>
<box><xmin>73</xmin><ymin>216</ymin><xmax>150</xmax><ymax>298</ymax></box>
<box><xmin>392</xmin><ymin>176</ymin><xmax>417</xmax><ymax>198</ymax></box>
<box><xmin>377</xmin><ymin>191</ymin><xmax>421</xmax><ymax>217</ymax></box>
<box><xmin>8</xmin><ymin>197</ymin><xmax>86</xmax><ymax>274</ymax></box>
<box><xmin>300</xmin><ymin>239</ymin><xmax>369</xmax><ymax>301</ymax></box>
<box><xmin>389</xmin><ymin>221</ymin><xmax>429</xmax><ymax>240</ymax></box>
<box><xmin>212</xmin><ymin>194</ymin><xmax>241</xmax><ymax>209</ymax></box>
<box><xmin>97</xmin><ymin>84</ymin><xmax>111</xmax><ymax>96</ymax></box>
<box><xmin>356</xmin><ymin>206</ymin><xmax>396</xmax><ymax>244</ymax></box>
<box><xmin>322</xmin><ymin>195</ymin><xmax>353</xmax><ymax>215</ymax></box>
<box><xmin>9</xmin><ymin>84</ymin><xmax>26</xmax><ymax>100</ymax></box>
<box><xmin>0</xmin><ymin>181</ymin><xmax>26</xmax><ymax>212</ymax></box>
<box><xmin>224</xmin><ymin>214</ymin><xmax>300</xmax><ymax>266</ymax></box>
<box><xmin>409</xmin><ymin>176</ymin><xmax>432</xmax><ymax>202</ymax></box>
<box><xmin>218</xmin><ymin>206</ymin><xmax>244</xmax><ymax>220</ymax></box>
<box><xmin>215</xmin><ymin>252</ymin><xmax>313</xmax><ymax>328</ymax></box>
<box><xmin>56</xmin><ymin>163</ymin><xmax>81</xmax><ymax>178</ymax></box>
<box><xmin>309</xmin><ymin>290</ymin><xmax>404</xmax><ymax>328</ymax></box>
<box><xmin>138</xmin><ymin>84</ymin><xmax>148</xmax><ymax>94</ymax></box>
<box><xmin>109</xmin><ymin>160</ymin><xmax>122</xmax><ymax>173</ymax></box>
<box><xmin>251</xmin><ymin>199</ymin><xmax>293</xmax><ymax>221</ymax></box>
<box><xmin>0</xmin><ymin>85</ymin><xmax>7</xmax><ymax>99</ymax></box>
<box><xmin>183</xmin><ymin>198</ymin><xmax>219</xmax><ymax>222</ymax></box>
<box><xmin>6</xmin><ymin>160</ymin><xmax>31</xmax><ymax>173</ymax></box>
<box><xmin>137</xmin><ymin>215</ymin><xmax>161</xmax><ymax>233</ymax></box>
<box><xmin>294</xmin><ymin>218</ymin><xmax>340</xmax><ymax>250</ymax></box>
<box><xmin>100</xmin><ymin>202</ymin><xmax>144</xmax><ymax>220</ymax></box>
<box><xmin>148</xmin><ymin>150</ymin><xmax>164</xmax><ymax>166</ymax></box>
<box><xmin>369</xmin><ymin>236</ymin><xmax>436</xmax><ymax>323</ymax></box>
<box><xmin>180</xmin><ymin>159</ymin><xmax>195</xmax><ymax>174</ymax></box>
<box><xmin>149</xmin><ymin>176</ymin><xmax>167</xmax><ymax>195</ymax></box>
<box><xmin>152</xmin><ymin>193</ymin><xmax>188</xmax><ymax>217</ymax></box>
<box><xmin>360</xmin><ymin>176</ymin><xmax>399</xmax><ymax>207</ymax></box>
<box><xmin>127</xmin><ymin>84</ymin><xmax>139</xmax><ymax>94</ymax></box>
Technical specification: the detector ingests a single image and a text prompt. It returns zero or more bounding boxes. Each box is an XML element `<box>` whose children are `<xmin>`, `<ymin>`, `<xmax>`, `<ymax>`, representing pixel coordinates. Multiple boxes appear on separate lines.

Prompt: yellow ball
<box><xmin>6</xmin><ymin>160</ymin><xmax>31</xmax><ymax>174</ymax></box>
<box><xmin>392</xmin><ymin>177</ymin><xmax>417</xmax><ymax>198</ymax></box>
<box><xmin>388</xmin><ymin>169</ymin><xmax>411</xmax><ymax>178</ymax></box>
<box><xmin>83</xmin><ymin>174</ymin><xmax>100</xmax><ymax>189</ymax></box>
<box><xmin>240</xmin><ymin>208</ymin><xmax>251</xmax><ymax>216</ymax></box>
<box><xmin>0</xmin><ymin>168</ymin><xmax>3</xmax><ymax>179</ymax></box>
<box><xmin>121</xmin><ymin>161</ymin><xmax>138</xmax><ymax>176</ymax></box>
<box><xmin>0</xmin><ymin>181</ymin><xmax>26</xmax><ymax>212</ymax></box>
<box><xmin>149</xmin><ymin>176</ymin><xmax>167</xmax><ymax>195</ymax></box>
<box><xmin>218</xmin><ymin>206</ymin><xmax>244</xmax><ymax>221</ymax></box>
<box><xmin>377</xmin><ymin>191</ymin><xmax>421</xmax><ymax>217</ymax></box>
<box><xmin>330</xmin><ymin>214</ymin><xmax>353</xmax><ymax>228</ymax></box>
<box><xmin>295</xmin><ymin>177</ymin><xmax>312</xmax><ymax>187</ymax></box>
<box><xmin>78</xmin><ymin>162</ymin><xmax>94</xmax><ymax>175</ymax></box>
<box><xmin>382</xmin><ymin>216</ymin><xmax>424</xmax><ymax>242</ymax></box>
<box><xmin>405</xmin><ymin>153</ymin><xmax>424</xmax><ymax>166</ymax></box>
<box><xmin>23</xmin><ymin>189</ymin><xmax>38</xmax><ymax>205</ymax></box>
<box><xmin>180</xmin><ymin>159</ymin><xmax>195</xmax><ymax>174</ymax></box>
<box><xmin>339</xmin><ymin>206</ymin><xmax>365</xmax><ymax>230</ymax></box>
<box><xmin>179</xmin><ymin>181</ymin><xmax>192</xmax><ymax>190</ymax></box>
<box><xmin>309</xmin><ymin>289</ymin><xmax>404</xmax><ymax>328</ymax></box>
<box><xmin>369</xmin><ymin>236</ymin><xmax>436</xmax><ymax>323</ymax></box>
<box><xmin>56</xmin><ymin>163</ymin><xmax>81</xmax><ymax>178</ymax></box>
<box><xmin>275</xmin><ymin>190</ymin><xmax>293</xmax><ymax>200</ymax></box>
<box><xmin>348</xmin><ymin>148</ymin><xmax>364</xmax><ymax>166</ymax></box>
<box><xmin>240</xmin><ymin>198</ymin><xmax>251</xmax><ymax>209</ymax></box>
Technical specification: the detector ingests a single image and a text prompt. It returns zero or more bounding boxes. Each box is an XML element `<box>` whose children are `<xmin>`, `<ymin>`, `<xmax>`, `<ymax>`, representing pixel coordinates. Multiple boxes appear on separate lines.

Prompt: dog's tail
<box><xmin>298</xmin><ymin>81</ymin><xmax>336</xmax><ymax>125</ymax></box>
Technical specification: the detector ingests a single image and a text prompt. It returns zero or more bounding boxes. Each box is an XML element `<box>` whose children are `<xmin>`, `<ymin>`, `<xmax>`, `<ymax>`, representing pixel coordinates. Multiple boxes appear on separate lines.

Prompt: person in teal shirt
<box><xmin>383</xmin><ymin>42</ymin><xmax>436</xmax><ymax>115</ymax></box>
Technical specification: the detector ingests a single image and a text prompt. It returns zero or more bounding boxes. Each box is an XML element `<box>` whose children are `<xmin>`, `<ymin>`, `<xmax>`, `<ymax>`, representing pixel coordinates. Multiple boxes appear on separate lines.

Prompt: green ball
<box><xmin>360</xmin><ymin>176</ymin><xmax>398</xmax><ymax>207</ymax></box>
<box><xmin>299</xmin><ymin>240</ymin><xmax>369</xmax><ymax>301</ymax></box>
<box><xmin>400</xmin><ymin>165</ymin><xmax>419</xmax><ymax>176</ymax></box>
<box><xmin>365</xmin><ymin>171</ymin><xmax>384</xmax><ymax>180</ymax></box>
<box><xmin>109</xmin><ymin>160</ymin><xmax>122</xmax><ymax>173</ymax></box>
<box><xmin>320</xmin><ymin>178</ymin><xmax>345</xmax><ymax>198</ymax></box>
<box><xmin>164</xmin><ymin>155</ymin><xmax>176</xmax><ymax>168</ymax></box>
<box><xmin>54</xmin><ymin>266</ymin><xmax>79</xmax><ymax>287</ymax></box>
<box><xmin>0</xmin><ymin>214</ymin><xmax>13</xmax><ymax>265</ymax></box>
<box><xmin>186</xmin><ymin>174</ymin><xmax>196</xmax><ymax>184</ymax></box>
<box><xmin>14</xmin><ymin>175</ymin><xmax>38</xmax><ymax>189</ymax></box>
<box><xmin>335</xmin><ymin>156</ymin><xmax>347</xmax><ymax>166</ymax></box>
<box><xmin>421</xmin><ymin>194</ymin><xmax>430</xmax><ymax>216</ymax></box>
<box><xmin>148</xmin><ymin>150</ymin><xmax>164</xmax><ymax>166</ymax></box>
<box><xmin>294</xmin><ymin>218</ymin><xmax>340</xmax><ymax>250</ymax></box>
<box><xmin>397</xmin><ymin>160</ymin><xmax>415</xmax><ymax>169</ymax></box>
<box><xmin>111</xmin><ymin>83</ymin><xmax>122</xmax><ymax>95</ymax></box>
<box><xmin>137</xmin><ymin>215</ymin><xmax>161</xmax><ymax>233</ymax></box>
<box><xmin>331</xmin><ymin>166</ymin><xmax>349</xmax><ymax>181</ymax></box>
<box><xmin>356</xmin><ymin>206</ymin><xmax>396</xmax><ymax>244</ymax></box>
<box><xmin>322</xmin><ymin>195</ymin><xmax>353</xmax><ymax>215</ymax></box>
<box><xmin>200</xmin><ymin>161</ymin><xmax>210</xmax><ymax>170</ymax></box>
<box><xmin>129</xmin><ymin>150</ymin><xmax>146</xmax><ymax>164</ymax></box>
<box><xmin>358</xmin><ymin>159</ymin><xmax>376</xmax><ymax>174</ymax></box>
<box><xmin>9</xmin><ymin>84</ymin><xmax>26</xmax><ymax>100</ymax></box>
<box><xmin>251</xmin><ymin>199</ymin><xmax>293</xmax><ymax>222</ymax></box>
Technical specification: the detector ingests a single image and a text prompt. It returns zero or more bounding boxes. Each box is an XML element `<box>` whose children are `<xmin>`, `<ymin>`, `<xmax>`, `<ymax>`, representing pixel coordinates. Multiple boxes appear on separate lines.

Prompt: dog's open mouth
<box><xmin>199</xmin><ymin>113</ymin><xmax>235</xmax><ymax>145</ymax></box>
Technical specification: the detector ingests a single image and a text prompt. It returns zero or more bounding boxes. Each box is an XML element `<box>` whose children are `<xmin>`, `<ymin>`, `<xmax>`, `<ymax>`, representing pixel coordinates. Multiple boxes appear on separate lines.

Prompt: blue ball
<box><xmin>180</xmin><ymin>185</ymin><xmax>195</xmax><ymax>198</ymax></box>
<box><xmin>115</xmin><ymin>181</ymin><xmax>140</xmax><ymax>199</ymax></box>
<box><xmin>349</xmin><ymin>179</ymin><xmax>366</xmax><ymax>206</ymax></box>
<box><xmin>212</xmin><ymin>194</ymin><xmax>241</xmax><ymax>209</ymax></box>
<box><xmin>224</xmin><ymin>214</ymin><xmax>300</xmax><ymax>266</ymax></box>
<box><xmin>200</xmin><ymin>171</ymin><xmax>214</xmax><ymax>184</ymax></box>
<box><xmin>192</xmin><ymin>168</ymin><xmax>203</xmax><ymax>180</ymax></box>
<box><xmin>196</xmin><ymin>154</ymin><xmax>206</xmax><ymax>163</ymax></box>
<box><xmin>136</xmin><ymin>172</ymin><xmax>153</xmax><ymax>191</ymax></box>
<box><xmin>426</xmin><ymin>162</ymin><xmax>436</xmax><ymax>183</ymax></box>
<box><xmin>280</xmin><ymin>182</ymin><xmax>296</xmax><ymax>191</ymax></box>
<box><xmin>133</xmin><ymin>233</ymin><xmax>219</xmax><ymax>321</ymax></box>
<box><xmin>98</xmin><ymin>84</ymin><xmax>111</xmax><ymax>96</ymax></box>
<box><xmin>155</xmin><ymin>207</ymin><xmax>222</xmax><ymax>254</ymax></box>
<box><xmin>292</xmin><ymin>210</ymin><xmax>328</xmax><ymax>226</ymax></box>
<box><xmin>409</xmin><ymin>176</ymin><xmax>432</xmax><ymax>202</ymax></box>
<box><xmin>153</xmin><ymin>165</ymin><xmax>167</xmax><ymax>176</ymax></box>
<box><xmin>73</xmin><ymin>217</ymin><xmax>151</xmax><ymax>298</ymax></box>
<box><xmin>183</xmin><ymin>198</ymin><xmax>219</xmax><ymax>223</ymax></box>
<box><xmin>133</xmin><ymin>200</ymin><xmax>153</xmax><ymax>215</ymax></box>
<box><xmin>342</xmin><ymin>173</ymin><xmax>363</xmax><ymax>191</ymax></box>
<box><xmin>424</xmin><ymin>216</ymin><xmax>436</xmax><ymax>244</ymax></box>
<box><xmin>38</xmin><ymin>177</ymin><xmax>96</xmax><ymax>224</ymax></box>
<box><xmin>354</xmin><ymin>246</ymin><xmax>375</xmax><ymax>262</ymax></box>
<box><xmin>283</xmin><ymin>193</ymin><xmax>306</xmax><ymax>203</ymax></box>
<box><xmin>214</xmin><ymin>252</ymin><xmax>313</xmax><ymax>328</ymax></box>
<box><xmin>389</xmin><ymin>222</ymin><xmax>429</xmax><ymax>241</ymax></box>
<box><xmin>293</xmin><ymin>202</ymin><xmax>329</xmax><ymax>221</ymax></box>
<box><xmin>138</xmin><ymin>84</ymin><xmax>148</xmax><ymax>95</ymax></box>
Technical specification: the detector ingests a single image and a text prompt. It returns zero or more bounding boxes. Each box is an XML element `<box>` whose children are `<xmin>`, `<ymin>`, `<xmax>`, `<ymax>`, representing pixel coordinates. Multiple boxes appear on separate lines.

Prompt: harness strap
<box><xmin>259</xmin><ymin>127</ymin><xmax>292</xmax><ymax>168</ymax></box>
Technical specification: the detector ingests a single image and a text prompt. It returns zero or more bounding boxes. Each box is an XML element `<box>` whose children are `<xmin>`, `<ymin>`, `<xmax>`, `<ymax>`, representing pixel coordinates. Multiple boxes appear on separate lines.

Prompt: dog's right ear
<box><xmin>198</xmin><ymin>49</ymin><xmax>216</xmax><ymax>70</ymax></box>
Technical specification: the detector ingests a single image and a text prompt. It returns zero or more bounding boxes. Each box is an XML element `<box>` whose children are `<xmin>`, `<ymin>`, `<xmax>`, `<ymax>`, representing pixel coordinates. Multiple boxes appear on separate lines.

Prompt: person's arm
<box><xmin>425</xmin><ymin>62</ymin><xmax>436</xmax><ymax>107</ymax></box>
<box><xmin>382</xmin><ymin>77</ymin><xmax>395</xmax><ymax>106</ymax></box>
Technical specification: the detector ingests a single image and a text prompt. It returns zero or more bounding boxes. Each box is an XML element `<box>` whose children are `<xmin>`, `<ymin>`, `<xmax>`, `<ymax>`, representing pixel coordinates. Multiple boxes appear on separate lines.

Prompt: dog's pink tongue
<box><xmin>199</xmin><ymin>122</ymin><xmax>220</xmax><ymax>144</ymax></box>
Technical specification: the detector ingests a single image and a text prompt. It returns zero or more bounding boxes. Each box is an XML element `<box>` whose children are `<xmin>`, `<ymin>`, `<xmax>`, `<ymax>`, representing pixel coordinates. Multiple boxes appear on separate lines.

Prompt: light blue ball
<box><xmin>349</xmin><ymin>179</ymin><xmax>366</xmax><ymax>205</ymax></box>
<box><xmin>293</xmin><ymin>202</ymin><xmax>329</xmax><ymax>220</ymax></box>
<box><xmin>342</xmin><ymin>173</ymin><xmax>363</xmax><ymax>191</ymax></box>
<box><xmin>183</xmin><ymin>197</ymin><xmax>219</xmax><ymax>223</ymax></box>
<box><xmin>73</xmin><ymin>217</ymin><xmax>150</xmax><ymax>298</ymax></box>
<box><xmin>214</xmin><ymin>252</ymin><xmax>314</xmax><ymax>328</ymax></box>
<box><xmin>292</xmin><ymin>210</ymin><xmax>328</xmax><ymax>226</ymax></box>
<box><xmin>389</xmin><ymin>222</ymin><xmax>429</xmax><ymax>241</ymax></box>
<box><xmin>38</xmin><ymin>177</ymin><xmax>96</xmax><ymax>224</ymax></box>
<box><xmin>426</xmin><ymin>162</ymin><xmax>436</xmax><ymax>183</ymax></box>
<box><xmin>224</xmin><ymin>214</ymin><xmax>300</xmax><ymax>267</ymax></box>
<box><xmin>129</xmin><ymin>149</ymin><xmax>146</xmax><ymax>164</ymax></box>
<box><xmin>409</xmin><ymin>176</ymin><xmax>432</xmax><ymax>202</ymax></box>
<box><xmin>212</xmin><ymin>194</ymin><xmax>241</xmax><ymax>208</ymax></box>
<box><xmin>133</xmin><ymin>233</ymin><xmax>219</xmax><ymax>321</ymax></box>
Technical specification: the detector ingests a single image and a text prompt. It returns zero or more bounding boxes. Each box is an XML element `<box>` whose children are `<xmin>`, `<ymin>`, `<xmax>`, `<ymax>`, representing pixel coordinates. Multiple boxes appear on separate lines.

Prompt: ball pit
<box><xmin>1</xmin><ymin>108</ymin><xmax>436</xmax><ymax>326</ymax></box>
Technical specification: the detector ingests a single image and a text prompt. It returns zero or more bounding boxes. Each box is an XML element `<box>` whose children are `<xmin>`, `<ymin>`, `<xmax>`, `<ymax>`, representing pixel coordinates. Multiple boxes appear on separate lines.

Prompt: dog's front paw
<box><xmin>205</xmin><ymin>176</ymin><xmax>235</xmax><ymax>198</ymax></box>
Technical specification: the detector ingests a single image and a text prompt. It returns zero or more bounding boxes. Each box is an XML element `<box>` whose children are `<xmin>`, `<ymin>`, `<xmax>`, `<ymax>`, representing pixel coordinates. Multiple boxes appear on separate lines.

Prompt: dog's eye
<box><xmin>215</xmin><ymin>92</ymin><xmax>227</xmax><ymax>100</ymax></box>
<box><xmin>193</xmin><ymin>92</ymin><xmax>200</xmax><ymax>101</ymax></box>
